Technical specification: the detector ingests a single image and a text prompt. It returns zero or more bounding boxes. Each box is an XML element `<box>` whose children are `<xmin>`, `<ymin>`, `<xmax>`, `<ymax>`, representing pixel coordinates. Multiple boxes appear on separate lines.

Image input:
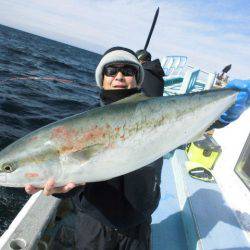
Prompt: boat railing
<box><xmin>162</xmin><ymin>59</ymin><xmax>217</xmax><ymax>95</ymax></box>
<box><xmin>185</xmin><ymin>64</ymin><xmax>217</xmax><ymax>89</ymax></box>
<box><xmin>161</xmin><ymin>56</ymin><xmax>188</xmax><ymax>79</ymax></box>
<box><xmin>0</xmin><ymin>191</ymin><xmax>60</xmax><ymax>250</ymax></box>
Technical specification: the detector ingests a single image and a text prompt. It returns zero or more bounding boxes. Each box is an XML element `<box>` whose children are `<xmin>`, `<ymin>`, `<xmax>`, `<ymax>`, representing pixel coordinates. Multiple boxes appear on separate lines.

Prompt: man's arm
<box><xmin>209</xmin><ymin>79</ymin><xmax>249</xmax><ymax>130</ymax></box>
<box><xmin>218</xmin><ymin>79</ymin><xmax>249</xmax><ymax>126</ymax></box>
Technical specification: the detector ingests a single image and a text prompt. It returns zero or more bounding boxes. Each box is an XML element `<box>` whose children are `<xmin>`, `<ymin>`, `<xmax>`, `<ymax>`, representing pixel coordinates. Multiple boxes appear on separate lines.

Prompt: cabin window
<box><xmin>234</xmin><ymin>133</ymin><xmax>250</xmax><ymax>191</ymax></box>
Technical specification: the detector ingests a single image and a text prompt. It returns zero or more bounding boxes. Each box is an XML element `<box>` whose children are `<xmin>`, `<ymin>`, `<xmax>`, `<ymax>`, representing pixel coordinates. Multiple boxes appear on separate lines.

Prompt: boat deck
<box><xmin>152</xmin><ymin>150</ymin><xmax>250</xmax><ymax>250</ymax></box>
<box><xmin>152</xmin><ymin>156</ymin><xmax>188</xmax><ymax>249</ymax></box>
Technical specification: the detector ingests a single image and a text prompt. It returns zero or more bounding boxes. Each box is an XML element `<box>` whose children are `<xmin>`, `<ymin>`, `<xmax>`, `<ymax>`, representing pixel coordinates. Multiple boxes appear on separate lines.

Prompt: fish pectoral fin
<box><xmin>112</xmin><ymin>93</ymin><xmax>150</xmax><ymax>105</ymax></box>
<box><xmin>70</xmin><ymin>144</ymin><xmax>104</xmax><ymax>163</ymax></box>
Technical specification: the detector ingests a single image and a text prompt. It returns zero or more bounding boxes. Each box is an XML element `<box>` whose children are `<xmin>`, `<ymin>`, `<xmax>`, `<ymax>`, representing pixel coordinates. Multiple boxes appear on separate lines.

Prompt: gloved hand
<box><xmin>219</xmin><ymin>79</ymin><xmax>250</xmax><ymax>125</ymax></box>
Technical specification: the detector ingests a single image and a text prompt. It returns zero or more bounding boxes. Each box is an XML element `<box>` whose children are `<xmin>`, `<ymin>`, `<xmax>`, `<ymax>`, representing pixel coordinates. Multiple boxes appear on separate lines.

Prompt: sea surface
<box><xmin>0</xmin><ymin>24</ymin><xmax>101</xmax><ymax>236</ymax></box>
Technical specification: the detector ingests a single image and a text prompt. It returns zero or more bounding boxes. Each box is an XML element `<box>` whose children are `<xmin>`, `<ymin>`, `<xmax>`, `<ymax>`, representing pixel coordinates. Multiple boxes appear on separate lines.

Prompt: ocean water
<box><xmin>0</xmin><ymin>24</ymin><xmax>101</xmax><ymax>235</ymax></box>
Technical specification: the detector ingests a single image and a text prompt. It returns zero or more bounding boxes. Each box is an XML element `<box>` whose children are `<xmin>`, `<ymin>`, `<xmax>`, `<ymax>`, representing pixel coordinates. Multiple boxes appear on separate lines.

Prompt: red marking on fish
<box><xmin>25</xmin><ymin>173</ymin><xmax>39</xmax><ymax>178</ymax></box>
<box><xmin>51</xmin><ymin>125</ymin><xmax>110</xmax><ymax>155</ymax></box>
<box><xmin>106</xmin><ymin>143</ymin><xmax>116</xmax><ymax>149</ymax></box>
<box><xmin>51</xmin><ymin>126</ymin><xmax>83</xmax><ymax>154</ymax></box>
<box><xmin>84</xmin><ymin>132</ymin><xmax>94</xmax><ymax>140</ymax></box>
<box><xmin>120</xmin><ymin>135</ymin><xmax>125</xmax><ymax>140</ymax></box>
<box><xmin>84</xmin><ymin>127</ymin><xmax>106</xmax><ymax>141</ymax></box>
<box><xmin>115</xmin><ymin>127</ymin><xmax>120</xmax><ymax>132</ymax></box>
<box><xmin>51</xmin><ymin>126</ymin><xmax>79</xmax><ymax>141</ymax></box>
<box><xmin>30</xmin><ymin>136</ymin><xmax>38</xmax><ymax>142</ymax></box>
<box><xmin>52</xmin><ymin>126</ymin><xmax>68</xmax><ymax>139</ymax></box>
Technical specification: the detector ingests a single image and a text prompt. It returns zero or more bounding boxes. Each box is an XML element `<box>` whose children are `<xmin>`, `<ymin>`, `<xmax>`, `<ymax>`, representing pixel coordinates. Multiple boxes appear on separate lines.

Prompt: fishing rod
<box><xmin>144</xmin><ymin>7</ymin><xmax>160</xmax><ymax>51</ymax></box>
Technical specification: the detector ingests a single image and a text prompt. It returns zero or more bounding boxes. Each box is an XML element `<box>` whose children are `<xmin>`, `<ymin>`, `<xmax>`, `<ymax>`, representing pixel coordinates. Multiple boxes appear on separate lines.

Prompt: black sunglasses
<box><xmin>103</xmin><ymin>65</ymin><xmax>138</xmax><ymax>77</ymax></box>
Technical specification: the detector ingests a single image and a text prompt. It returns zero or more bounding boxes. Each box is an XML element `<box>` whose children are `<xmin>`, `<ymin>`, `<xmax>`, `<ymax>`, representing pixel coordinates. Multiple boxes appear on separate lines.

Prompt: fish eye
<box><xmin>2</xmin><ymin>163</ymin><xmax>15</xmax><ymax>173</ymax></box>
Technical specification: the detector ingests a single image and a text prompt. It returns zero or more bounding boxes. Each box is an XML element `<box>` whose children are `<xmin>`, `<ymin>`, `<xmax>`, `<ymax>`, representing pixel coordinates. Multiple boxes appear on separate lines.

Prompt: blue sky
<box><xmin>0</xmin><ymin>0</ymin><xmax>249</xmax><ymax>79</ymax></box>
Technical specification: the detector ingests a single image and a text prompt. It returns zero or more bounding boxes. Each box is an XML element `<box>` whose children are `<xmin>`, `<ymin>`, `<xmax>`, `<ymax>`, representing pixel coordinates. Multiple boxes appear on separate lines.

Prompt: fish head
<box><xmin>0</xmin><ymin>145</ymin><xmax>62</xmax><ymax>188</ymax></box>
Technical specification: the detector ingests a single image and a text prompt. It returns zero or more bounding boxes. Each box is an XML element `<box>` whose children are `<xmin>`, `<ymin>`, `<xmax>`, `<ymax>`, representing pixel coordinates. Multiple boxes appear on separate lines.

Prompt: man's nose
<box><xmin>115</xmin><ymin>71</ymin><xmax>125</xmax><ymax>81</ymax></box>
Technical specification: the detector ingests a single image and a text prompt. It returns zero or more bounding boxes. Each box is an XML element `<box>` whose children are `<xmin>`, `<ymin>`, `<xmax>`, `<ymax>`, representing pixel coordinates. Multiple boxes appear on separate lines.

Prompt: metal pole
<box><xmin>144</xmin><ymin>7</ymin><xmax>160</xmax><ymax>51</ymax></box>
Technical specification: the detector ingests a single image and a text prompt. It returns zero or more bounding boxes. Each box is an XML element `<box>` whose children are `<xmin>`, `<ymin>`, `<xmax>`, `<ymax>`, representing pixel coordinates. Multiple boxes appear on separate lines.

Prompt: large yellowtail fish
<box><xmin>0</xmin><ymin>89</ymin><xmax>238</xmax><ymax>187</ymax></box>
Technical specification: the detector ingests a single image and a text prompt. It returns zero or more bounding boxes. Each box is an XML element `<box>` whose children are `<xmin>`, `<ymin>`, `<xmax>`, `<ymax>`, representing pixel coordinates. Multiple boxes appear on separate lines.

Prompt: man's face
<box><xmin>102</xmin><ymin>63</ymin><xmax>138</xmax><ymax>90</ymax></box>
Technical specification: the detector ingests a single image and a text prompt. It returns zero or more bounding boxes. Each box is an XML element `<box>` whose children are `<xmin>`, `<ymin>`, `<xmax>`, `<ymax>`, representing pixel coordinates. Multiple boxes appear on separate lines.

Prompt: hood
<box><xmin>142</xmin><ymin>59</ymin><xmax>165</xmax><ymax>78</ymax></box>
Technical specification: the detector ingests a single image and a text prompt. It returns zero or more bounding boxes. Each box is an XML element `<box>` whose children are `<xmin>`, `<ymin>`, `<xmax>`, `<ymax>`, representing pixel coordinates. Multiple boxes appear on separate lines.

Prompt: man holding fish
<box><xmin>0</xmin><ymin>46</ymin><xmax>248</xmax><ymax>249</ymax></box>
<box><xmin>25</xmin><ymin>47</ymin><xmax>164</xmax><ymax>249</ymax></box>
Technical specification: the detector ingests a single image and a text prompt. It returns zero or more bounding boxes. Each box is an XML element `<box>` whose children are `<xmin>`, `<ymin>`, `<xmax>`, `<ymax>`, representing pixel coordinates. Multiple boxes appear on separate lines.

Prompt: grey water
<box><xmin>0</xmin><ymin>24</ymin><xmax>101</xmax><ymax>235</ymax></box>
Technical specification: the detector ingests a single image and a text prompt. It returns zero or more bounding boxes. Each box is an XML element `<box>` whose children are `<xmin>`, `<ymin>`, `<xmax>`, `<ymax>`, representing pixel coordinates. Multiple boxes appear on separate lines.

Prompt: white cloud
<box><xmin>0</xmin><ymin>0</ymin><xmax>249</xmax><ymax>79</ymax></box>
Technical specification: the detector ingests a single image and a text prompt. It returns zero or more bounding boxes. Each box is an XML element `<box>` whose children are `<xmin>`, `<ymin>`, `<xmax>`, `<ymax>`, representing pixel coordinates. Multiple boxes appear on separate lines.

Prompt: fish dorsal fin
<box><xmin>112</xmin><ymin>93</ymin><xmax>150</xmax><ymax>105</ymax></box>
<box><xmin>69</xmin><ymin>144</ymin><xmax>104</xmax><ymax>163</ymax></box>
